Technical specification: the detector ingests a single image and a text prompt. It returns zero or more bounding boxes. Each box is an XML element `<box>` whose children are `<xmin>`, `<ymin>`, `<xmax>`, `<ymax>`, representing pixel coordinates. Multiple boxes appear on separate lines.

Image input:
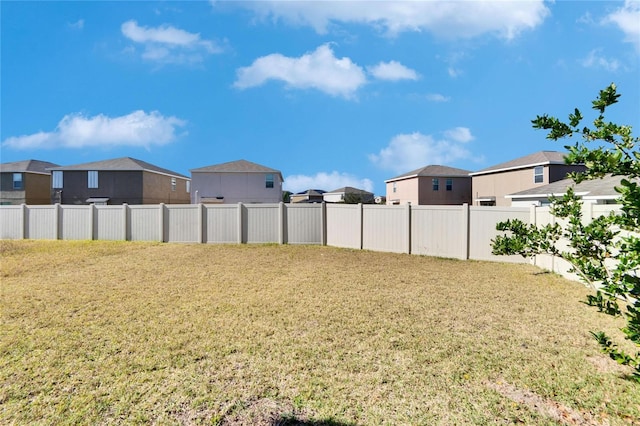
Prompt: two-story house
<box><xmin>385</xmin><ymin>165</ymin><xmax>472</xmax><ymax>205</ymax></box>
<box><xmin>190</xmin><ymin>159</ymin><xmax>283</xmax><ymax>204</ymax></box>
<box><xmin>48</xmin><ymin>157</ymin><xmax>190</xmax><ymax>205</ymax></box>
<box><xmin>469</xmin><ymin>151</ymin><xmax>586</xmax><ymax>207</ymax></box>
<box><xmin>0</xmin><ymin>159</ymin><xmax>59</xmax><ymax>205</ymax></box>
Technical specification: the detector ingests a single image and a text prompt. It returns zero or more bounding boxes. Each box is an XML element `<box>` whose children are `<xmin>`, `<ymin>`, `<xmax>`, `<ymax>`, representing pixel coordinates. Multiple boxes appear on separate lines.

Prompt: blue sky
<box><xmin>1</xmin><ymin>1</ymin><xmax>639</xmax><ymax>195</ymax></box>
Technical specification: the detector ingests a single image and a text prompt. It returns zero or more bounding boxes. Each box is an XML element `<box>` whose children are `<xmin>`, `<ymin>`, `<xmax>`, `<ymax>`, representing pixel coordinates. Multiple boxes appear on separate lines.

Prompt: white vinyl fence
<box><xmin>0</xmin><ymin>202</ymin><xmax>623</xmax><ymax>279</ymax></box>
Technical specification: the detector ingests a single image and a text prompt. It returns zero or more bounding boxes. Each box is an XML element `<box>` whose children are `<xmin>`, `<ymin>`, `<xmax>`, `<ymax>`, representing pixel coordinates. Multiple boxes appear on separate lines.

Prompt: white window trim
<box><xmin>534</xmin><ymin>166</ymin><xmax>544</xmax><ymax>183</ymax></box>
<box><xmin>88</xmin><ymin>171</ymin><xmax>98</xmax><ymax>189</ymax></box>
<box><xmin>52</xmin><ymin>171</ymin><xmax>63</xmax><ymax>189</ymax></box>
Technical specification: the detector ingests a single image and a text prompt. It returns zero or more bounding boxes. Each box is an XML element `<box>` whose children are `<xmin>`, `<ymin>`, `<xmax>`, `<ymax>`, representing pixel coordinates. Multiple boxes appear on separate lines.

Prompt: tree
<box><xmin>491</xmin><ymin>83</ymin><xmax>640</xmax><ymax>381</ymax></box>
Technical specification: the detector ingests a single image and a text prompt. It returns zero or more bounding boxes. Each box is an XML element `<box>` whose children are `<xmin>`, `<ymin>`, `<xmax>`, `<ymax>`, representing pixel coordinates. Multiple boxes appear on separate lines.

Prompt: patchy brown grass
<box><xmin>1</xmin><ymin>240</ymin><xmax>639</xmax><ymax>425</ymax></box>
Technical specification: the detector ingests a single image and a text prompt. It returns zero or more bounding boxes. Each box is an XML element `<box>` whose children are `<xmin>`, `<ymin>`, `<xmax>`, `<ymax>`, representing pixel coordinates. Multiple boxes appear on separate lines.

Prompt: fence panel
<box><xmin>411</xmin><ymin>205</ymin><xmax>466</xmax><ymax>259</ymax></box>
<box><xmin>326</xmin><ymin>204</ymin><xmax>361</xmax><ymax>249</ymax></box>
<box><xmin>0</xmin><ymin>206</ymin><xmax>23</xmax><ymax>239</ymax></box>
<box><xmin>204</xmin><ymin>205</ymin><xmax>239</xmax><ymax>243</ymax></box>
<box><xmin>285</xmin><ymin>204</ymin><xmax>323</xmax><ymax>245</ymax></box>
<box><xmin>363</xmin><ymin>205</ymin><xmax>408</xmax><ymax>253</ymax></box>
<box><xmin>128</xmin><ymin>205</ymin><xmax>161</xmax><ymax>242</ymax></box>
<box><xmin>469</xmin><ymin>206</ymin><xmax>529</xmax><ymax>263</ymax></box>
<box><xmin>60</xmin><ymin>205</ymin><xmax>92</xmax><ymax>240</ymax></box>
<box><xmin>165</xmin><ymin>205</ymin><xmax>200</xmax><ymax>243</ymax></box>
<box><xmin>95</xmin><ymin>205</ymin><xmax>126</xmax><ymax>241</ymax></box>
<box><xmin>25</xmin><ymin>206</ymin><xmax>58</xmax><ymax>240</ymax></box>
<box><xmin>244</xmin><ymin>204</ymin><xmax>280</xmax><ymax>243</ymax></box>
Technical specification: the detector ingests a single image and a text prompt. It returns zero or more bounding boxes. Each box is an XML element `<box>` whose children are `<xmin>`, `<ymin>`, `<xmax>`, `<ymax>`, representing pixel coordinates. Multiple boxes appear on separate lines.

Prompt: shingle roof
<box><xmin>48</xmin><ymin>157</ymin><xmax>188</xmax><ymax>178</ymax></box>
<box><xmin>385</xmin><ymin>165</ymin><xmax>472</xmax><ymax>182</ymax></box>
<box><xmin>0</xmin><ymin>159</ymin><xmax>59</xmax><ymax>174</ymax></box>
<box><xmin>294</xmin><ymin>189</ymin><xmax>326</xmax><ymax>196</ymax></box>
<box><xmin>469</xmin><ymin>151</ymin><xmax>569</xmax><ymax>176</ymax></box>
<box><xmin>507</xmin><ymin>174</ymin><xmax>632</xmax><ymax>199</ymax></box>
<box><xmin>325</xmin><ymin>186</ymin><xmax>373</xmax><ymax>195</ymax></box>
<box><xmin>190</xmin><ymin>159</ymin><xmax>283</xmax><ymax>180</ymax></box>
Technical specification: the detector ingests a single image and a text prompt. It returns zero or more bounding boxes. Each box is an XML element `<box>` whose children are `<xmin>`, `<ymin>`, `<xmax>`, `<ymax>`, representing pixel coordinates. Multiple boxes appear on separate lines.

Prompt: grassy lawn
<box><xmin>1</xmin><ymin>240</ymin><xmax>639</xmax><ymax>425</ymax></box>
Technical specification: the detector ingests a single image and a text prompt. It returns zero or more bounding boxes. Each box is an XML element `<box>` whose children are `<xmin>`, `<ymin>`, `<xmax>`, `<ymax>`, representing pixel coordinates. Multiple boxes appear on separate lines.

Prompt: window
<box><xmin>266</xmin><ymin>173</ymin><xmax>274</xmax><ymax>188</ymax></box>
<box><xmin>432</xmin><ymin>178</ymin><xmax>439</xmax><ymax>191</ymax></box>
<box><xmin>186</xmin><ymin>180</ymin><xmax>190</xmax><ymax>193</ymax></box>
<box><xmin>446</xmin><ymin>178</ymin><xmax>453</xmax><ymax>191</ymax></box>
<box><xmin>52</xmin><ymin>171</ymin><xmax>63</xmax><ymax>189</ymax></box>
<box><xmin>171</xmin><ymin>178</ymin><xmax>176</xmax><ymax>191</ymax></box>
<box><xmin>88</xmin><ymin>171</ymin><xmax>98</xmax><ymax>188</ymax></box>
<box><xmin>12</xmin><ymin>173</ymin><xmax>23</xmax><ymax>190</ymax></box>
<box><xmin>534</xmin><ymin>166</ymin><xmax>544</xmax><ymax>183</ymax></box>
<box><xmin>393</xmin><ymin>182</ymin><xmax>397</xmax><ymax>193</ymax></box>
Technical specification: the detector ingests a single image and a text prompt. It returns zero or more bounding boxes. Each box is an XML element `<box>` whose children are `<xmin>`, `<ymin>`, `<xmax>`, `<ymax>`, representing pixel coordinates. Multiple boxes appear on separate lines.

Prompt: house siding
<box><xmin>142</xmin><ymin>171</ymin><xmax>190</xmax><ymax>204</ymax></box>
<box><xmin>472</xmin><ymin>165</ymin><xmax>584</xmax><ymax>207</ymax></box>
<box><xmin>386</xmin><ymin>176</ymin><xmax>471</xmax><ymax>205</ymax></box>
<box><xmin>51</xmin><ymin>170</ymin><xmax>145</xmax><ymax>205</ymax></box>
<box><xmin>1</xmin><ymin>172</ymin><xmax>51</xmax><ymax>205</ymax></box>
<box><xmin>191</xmin><ymin>172</ymin><xmax>282</xmax><ymax>204</ymax></box>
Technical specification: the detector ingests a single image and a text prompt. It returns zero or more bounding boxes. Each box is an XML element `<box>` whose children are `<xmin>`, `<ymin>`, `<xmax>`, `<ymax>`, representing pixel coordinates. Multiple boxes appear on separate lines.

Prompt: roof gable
<box><xmin>385</xmin><ymin>165</ymin><xmax>472</xmax><ymax>182</ymax></box>
<box><xmin>191</xmin><ymin>159</ymin><xmax>283</xmax><ymax>180</ymax></box>
<box><xmin>0</xmin><ymin>159</ymin><xmax>59</xmax><ymax>174</ymax></box>
<box><xmin>470</xmin><ymin>151</ymin><xmax>570</xmax><ymax>176</ymax></box>
<box><xmin>48</xmin><ymin>157</ymin><xmax>188</xmax><ymax>178</ymax></box>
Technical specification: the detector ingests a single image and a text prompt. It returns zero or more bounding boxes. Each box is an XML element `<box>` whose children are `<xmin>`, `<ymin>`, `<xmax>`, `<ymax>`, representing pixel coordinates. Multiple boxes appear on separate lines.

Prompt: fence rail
<box><xmin>0</xmin><ymin>202</ymin><xmax>622</xmax><ymax>282</ymax></box>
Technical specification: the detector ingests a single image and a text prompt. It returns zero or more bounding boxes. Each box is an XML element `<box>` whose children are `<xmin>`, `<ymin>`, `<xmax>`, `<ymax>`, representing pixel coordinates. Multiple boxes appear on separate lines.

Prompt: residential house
<box><xmin>385</xmin><ymin>165</ymin><xmax>472</xmax><ymax>205</ymax></box>
<box><xmin>507</xmin><ymin>174</ymin><xmax>628</xmax><ymax>207</ymax></box>
<box><xmin>190</xmin><ymin>159</ymin><xmax>283</xmax><ymax>204</ymax></box>
<box><xmin>469</xmin><ymin>151</ymin><xmax>586</xmax><ymax>207</ymax></box>
<box><xmin>0</xmin><ymin>159</ymin><xmax>59</xmax><ymax>205</ymax></box>
<box><xmin>48</xmin><ymin>157</ymin><xmax>190</xmax><ymax>205</ymax></box>
<box><xmin>324</xmin><ymin>186</ymin><xmax>375</xmax><ymax>204</ymax></box>
<box><xmin>290</xmin><ymin>189</ymin><xmax>326</xmax><ymax>203</ymax></box>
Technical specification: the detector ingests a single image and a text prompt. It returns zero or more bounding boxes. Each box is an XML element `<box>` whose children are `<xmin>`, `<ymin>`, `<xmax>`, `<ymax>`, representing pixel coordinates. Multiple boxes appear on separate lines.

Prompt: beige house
<box><xmin>323</xmin><ymin>187</ymin><xmax>374</xmax><ymax>204</ymax></box>
<box><xmin>469</xmin><ymin>151</ymin><xmax>585</xmax><ymax>207</ymax></box>
<box><xmin>507</xmin><ymin>174</ymin><xmax>628</xmax><ymax>207</ymax></box>
<box><xmin>190</xmin><ymin>159</ymin><xmax>283</xmax><ymax>204</ymax></box>
<box><xmin>0</xmin><ymin>159</ymin><xmax>59</xmax><ymax>205</ymax></box>
<box><xmin>290</xmin><ymin>189</ymin><xmax>326</xmax><ymax>203</ymax></box>
<box><xmin>385</xmin><ymin>165</ymin><xmax>472</xmax><ymax>205</ymax></box>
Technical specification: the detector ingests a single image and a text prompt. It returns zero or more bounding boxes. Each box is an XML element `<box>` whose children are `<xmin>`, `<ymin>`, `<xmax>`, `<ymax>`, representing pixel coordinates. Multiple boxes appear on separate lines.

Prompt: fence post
<box><xmin>279</xmin><ymin>202</ymin><xmax>285</xmax><ymax>245</ymax></box>
<box><xmin>358</xmin><ymin>203</ymin><xmax>363</xmax><ymax>250</ymax></box>
<box><xmin>405</xmin><ymin>203</ymin><xmax>411</xmax><ymax>254</ymax></box>
<box><xmin>530</xmin><ymin>205</ymin><xmax>537</xmax><ymax>266</ymax></box>
<box><xmin>90</xmin><ymin>204</ymin><xmax>96</xmax><ymax>240</ymax></box>
<box><xmin>158</xmin><ymin>203</ymin><xmax>165</xmax><ymax>243</ymax></box>
<box><xmin>321</xmin><ymin>202</ymin><xmax>327</xmax><ymax>246</ymax></box>
<box><xmin>20</xmin><ymin>204</ymin><xmax>27</xmax><ymax>240</ymax></box>
<box><xmin>123</xmin><ymin>204</ymin><xmax>129</xmax><ymax>241</ymax></box>
<box><xmin>198</xmin><ymin>203</ymin><xmax>205</xmax><ymax>244</ymax></box>
<box><xmin>54</xmin><ymin>203</ymin><xmax>61</xmax><ymax>240</ymax></box>
<box><xmin>237</xmin><ymin>202</ymin><xmax>243</xmax><ymax>244</ymax></box>
<box><xmin>461</xmin><ymin>203</ymin><xmax>469</xmax><ymax>260</ymax></box>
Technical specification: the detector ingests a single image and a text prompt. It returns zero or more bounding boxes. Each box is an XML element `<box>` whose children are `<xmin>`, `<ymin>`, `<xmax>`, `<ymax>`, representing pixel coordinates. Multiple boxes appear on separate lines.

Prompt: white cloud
<box><xmin>603</xmin><ymin>0</ymin><xmax>640</xmax><ymax>51</ymax></box>
<box><xmin>68</xmin><ymin>19</ymin><xmax>84</xmax><ymax>30</ymax></box>
<box><xmin>367</xmin><ymin>60</ymin><xmax>419</xmax><ymax>81</ymax></box>
<box><xmin>2</xmin><ymin>110</ymin><xmax>186</xmax><ymax>150</ymax></box>
<box><xmin>234</xmin><ymin>44</ymin><xmax>367</xmax><ymax>98</ymax></box>
<box><xmin>581</xmin><ymin>49</ymin><xmax>621</xmax><ymax>72</ymax></box>
<box><xmin>284</xmin><ymin>171</ymin><xmax>374</xmax><ymax>194</ymax></box>
<box><xmin>426</xmin><ymin>93</ymin><xmax>451</xmax><ymax>102</ymax></box>
<box><xmin>230</xmin><ymin>1</ymin><xmax>550</xmax><ymax>40</ymax></box>
<box><xmin>121</xmin><ymin>20</ymin><xmax>221</xmax><ymax>64</ymax></box>
<box><xmin>369</xmin><ymin>128</ymin><xmax>475</xmax><ymax>174</ymax></box>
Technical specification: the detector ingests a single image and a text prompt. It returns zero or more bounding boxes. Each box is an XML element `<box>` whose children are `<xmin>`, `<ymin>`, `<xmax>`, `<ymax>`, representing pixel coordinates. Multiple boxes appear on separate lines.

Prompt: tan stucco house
<box><xmin>469</xmin><ymin>151</ymin><xmax>585</xmax><ymax>207</ymax></box>
<box><xmin>0</xmin><ymin>159</ymin><xmax>59</xmax><ymax>205</ymax></box>
<box><xmin>190</xmin><ymin>159</ymin><xmax>283</xmax><ymax>204</ymax></box>
<box><xmin>506</xmin><ymin>174</ymin><xmax>628</xmax><ymax>207</ymax></box>
<box><xmin>323</xmin><ymin>186</ymin><xmax>374</xmax><ymax>204</ymax></box>
<box><xmin>385</xmin><ymin>165</ymin><xmax>472</xmax><ymax>205</ymax></box>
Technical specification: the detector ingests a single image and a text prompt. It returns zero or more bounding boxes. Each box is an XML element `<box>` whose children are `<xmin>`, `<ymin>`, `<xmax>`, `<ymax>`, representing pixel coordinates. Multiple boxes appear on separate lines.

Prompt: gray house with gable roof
<box><xmin>190</xmin><ymin>159</ymin><xmax>283</xmax><ymax>204</ymax></box>
<box><xmin>47</xmin><ymin>157</ymin><xmax>190</xmax><ymax>205</ymax></box>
